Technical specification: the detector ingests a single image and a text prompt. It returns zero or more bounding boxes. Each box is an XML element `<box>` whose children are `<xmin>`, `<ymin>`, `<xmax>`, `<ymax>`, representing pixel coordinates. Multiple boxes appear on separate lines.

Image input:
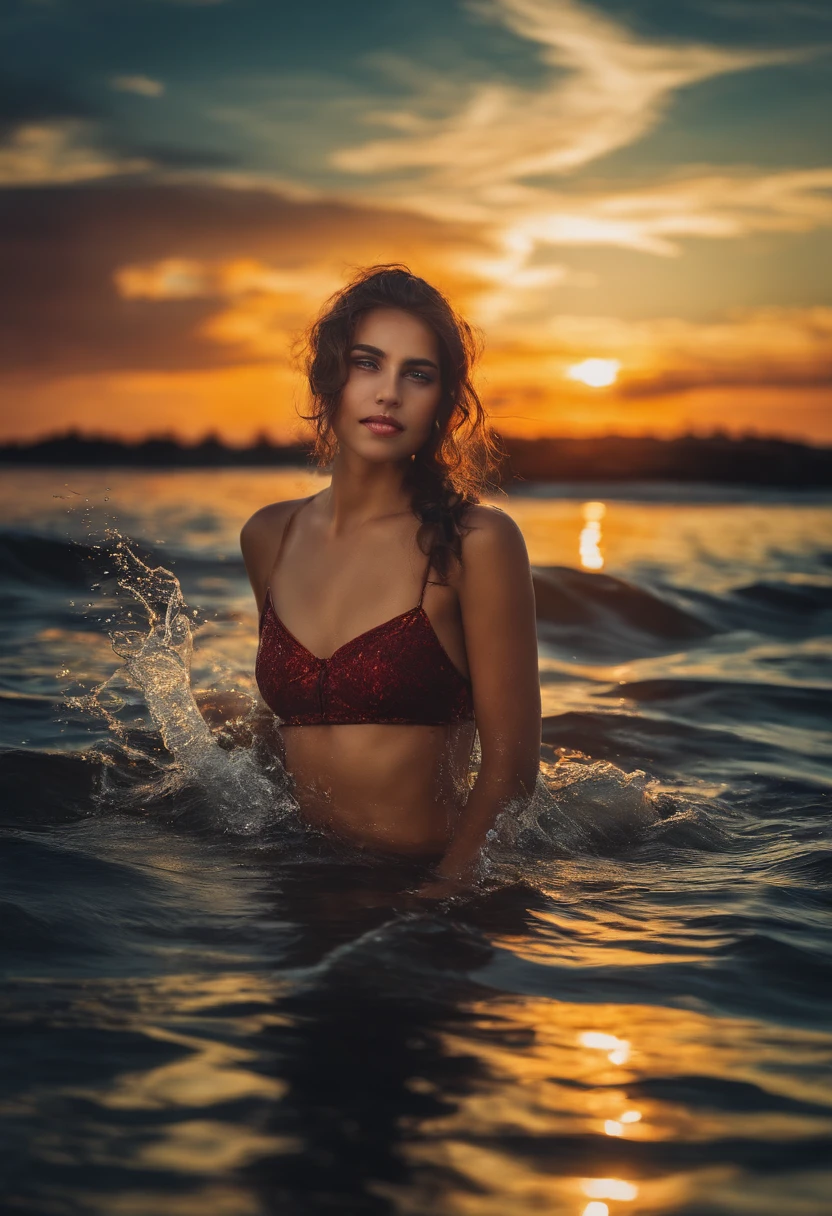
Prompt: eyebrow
<box><xmin>350</xmin><ymin>343</ymin><xmax>439</xmax><ymax>371</ymax></box>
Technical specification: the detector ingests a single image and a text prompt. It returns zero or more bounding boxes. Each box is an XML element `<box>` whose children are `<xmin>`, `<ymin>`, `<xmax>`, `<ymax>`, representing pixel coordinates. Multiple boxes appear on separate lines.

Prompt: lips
<box><xmin>360</xmin><ymin>414</ymin><xmax>404</xmax><ymax>436</ymax></box>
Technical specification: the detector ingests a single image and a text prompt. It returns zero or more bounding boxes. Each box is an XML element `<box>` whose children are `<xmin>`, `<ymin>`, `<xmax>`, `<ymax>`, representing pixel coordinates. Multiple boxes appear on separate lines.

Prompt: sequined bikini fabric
<box><xmin>256</xmin><ymin>592</ymin><xmax>475</xmax><ymax>726</ymax></box>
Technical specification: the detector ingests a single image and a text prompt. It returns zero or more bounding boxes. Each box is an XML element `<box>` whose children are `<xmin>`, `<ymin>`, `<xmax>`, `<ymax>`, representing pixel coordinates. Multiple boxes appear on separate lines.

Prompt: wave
<box><xmin>543</xmin><ymin>709</ymin><xmax>832</xmax><ymax>788</ymax></box>
<box><xmin>0</xmin><ymin>530</ymin><xmax>245</xmax><ymax>590</ymax></box>
<box><xmin>533</xmin><ymin>565</ymin><xmax>714</xmax><ymax>660</ymax></box>
<box><xmin>598</xmin><ymin>678</ymin><xmax>832</xmax><ymax>733</ymax></box>
<box><xmin>0</xmin><ymin>531</ymin><xmax>125</xmax><ymax>592</ymax></box>
<box><xmin>0</xmin><ymin>749</ymin><xmax>97</xmax><ymax>826</ymax></box>
<box><xmin>533</xmin><ymin>564</ymin><xmax>832</xmax><ymax>661</ymax></box>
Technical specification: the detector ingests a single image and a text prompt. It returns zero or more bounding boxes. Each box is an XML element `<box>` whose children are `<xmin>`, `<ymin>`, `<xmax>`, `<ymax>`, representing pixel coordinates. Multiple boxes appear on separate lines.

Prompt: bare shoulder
<box><xmin>240</xmin><ymin>496</ymin><xmax>314</xmax><ymax>606</ymax></box>
<box><xmin>459</xmin><ymin>503</ymin><xmax>529</xmax><ymax>566</ymax></box>
<box><xmin>240</xmin><ymin>496</ymin><xmax>307</xmax><ymax>559</ymax></box>
<box><xmin>455</xmin><ymin>503</ymin><xmax>536</xmax><ymax>638</ymax></box>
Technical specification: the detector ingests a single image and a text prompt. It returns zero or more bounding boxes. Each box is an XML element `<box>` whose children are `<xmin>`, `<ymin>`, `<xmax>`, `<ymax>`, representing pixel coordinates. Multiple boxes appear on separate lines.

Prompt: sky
<box><xmin>1</xmin><ymin>0</ymin><xmax>831</xmax><ymax>444</ymax></box>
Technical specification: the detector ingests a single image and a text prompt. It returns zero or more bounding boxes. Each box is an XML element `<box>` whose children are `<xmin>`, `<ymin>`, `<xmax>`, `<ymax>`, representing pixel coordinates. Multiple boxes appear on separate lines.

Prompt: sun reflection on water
<box><xmin>582</xmin><ymin>1178</ymin><xmax>639</xmax><ymax>1200</ymax></box>
<box><xmin>578</xmin><ymin>1030</ymin><xmax>630</xmax><ymax>1065</ymax></box>
<box><xmin>579</xmin><ymin>501</ymin><xmax>606</xmax><ymax>570</ymax></box>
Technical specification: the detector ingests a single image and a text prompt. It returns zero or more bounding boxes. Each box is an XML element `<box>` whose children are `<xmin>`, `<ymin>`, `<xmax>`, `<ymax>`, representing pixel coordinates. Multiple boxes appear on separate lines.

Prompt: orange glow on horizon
<box><xmin>3</xmin><ymin>364</ymin><xmax>832</xmax><ymax>447</ymax></box>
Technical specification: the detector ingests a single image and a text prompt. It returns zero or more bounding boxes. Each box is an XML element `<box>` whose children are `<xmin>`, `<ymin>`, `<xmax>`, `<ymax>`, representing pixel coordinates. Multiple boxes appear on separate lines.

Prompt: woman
<box><xmin>241</xmin><ymin>265</ymin><xmax>541</xmax><ymax>897</ymax></box>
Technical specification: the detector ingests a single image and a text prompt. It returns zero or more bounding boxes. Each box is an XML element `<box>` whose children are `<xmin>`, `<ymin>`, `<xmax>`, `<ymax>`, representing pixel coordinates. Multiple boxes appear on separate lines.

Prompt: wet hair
<box><xmin>297</xmin><ymin>263</ymin><xmax>503</xmax><ymax>579</ymax></box>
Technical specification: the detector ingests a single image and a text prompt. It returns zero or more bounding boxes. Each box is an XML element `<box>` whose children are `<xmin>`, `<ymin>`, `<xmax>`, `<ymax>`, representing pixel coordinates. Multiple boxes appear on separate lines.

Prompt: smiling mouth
<box><xmin>360</xmin><ymin>415</ymin><xmax>404</xmax><ymax>433</ymax></box>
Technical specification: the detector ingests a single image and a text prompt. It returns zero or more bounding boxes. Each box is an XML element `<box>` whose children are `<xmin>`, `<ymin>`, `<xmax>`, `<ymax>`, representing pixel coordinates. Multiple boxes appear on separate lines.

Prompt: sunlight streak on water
<box><xmin>580</xmin><ymin>500</ymin><xmax>606</xmax><ymax>569</ymax></box>
<box><xmin>582</xmin><ymin>1178</ymin><xmax>638</xmax><ymax>1200</ymax></box>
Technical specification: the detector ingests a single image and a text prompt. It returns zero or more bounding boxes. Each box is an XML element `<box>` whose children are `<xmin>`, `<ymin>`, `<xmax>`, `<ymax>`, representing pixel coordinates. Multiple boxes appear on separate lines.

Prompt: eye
<box><xmin>408</xmin><ymin>370</ymin><xmax>433</xmax><ymax>383</ymax></box>
<box><xmin>353</xmin><ymin>357</ymin><xmax>378</xmax><ymax>370</ymax></box>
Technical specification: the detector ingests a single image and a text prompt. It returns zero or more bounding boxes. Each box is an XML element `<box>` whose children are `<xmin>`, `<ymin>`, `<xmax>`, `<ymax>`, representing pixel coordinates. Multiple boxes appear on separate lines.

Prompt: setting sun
<box><xmin>567</xmin><ymin>359</ymin><xmax>622</xmax><ymax>388</ymax></box>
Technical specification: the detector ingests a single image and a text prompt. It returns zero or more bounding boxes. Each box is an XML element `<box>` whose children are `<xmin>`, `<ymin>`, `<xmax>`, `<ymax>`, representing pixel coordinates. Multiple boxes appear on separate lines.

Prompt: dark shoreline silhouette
<box><xmin>1</xmin><ymin>429</ymin><xmax>830</xmax><ymax>487</ymax></box>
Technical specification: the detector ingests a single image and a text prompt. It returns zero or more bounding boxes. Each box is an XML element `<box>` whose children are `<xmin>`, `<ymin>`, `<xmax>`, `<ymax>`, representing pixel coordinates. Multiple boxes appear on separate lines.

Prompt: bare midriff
<box><xmin>278</xmin><ymin>721</ymin><xmax>477</xmax><ymax>856</ymax></box>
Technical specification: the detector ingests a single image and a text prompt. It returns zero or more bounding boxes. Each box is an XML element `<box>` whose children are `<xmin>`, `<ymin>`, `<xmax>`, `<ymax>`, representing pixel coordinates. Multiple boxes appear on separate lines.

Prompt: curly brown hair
<box><xmin>297</xmin><ymin>263</ymin><xmax>503</xmax><ymax>579</ymax></box>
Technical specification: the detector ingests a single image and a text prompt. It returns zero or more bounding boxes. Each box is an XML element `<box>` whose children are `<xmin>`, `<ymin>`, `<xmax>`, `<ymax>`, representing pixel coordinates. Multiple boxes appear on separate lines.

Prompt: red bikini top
<box><xmin>255</xmin><ymin>496</ymin><xmax>475</xmax><ymax>727</ymax></box>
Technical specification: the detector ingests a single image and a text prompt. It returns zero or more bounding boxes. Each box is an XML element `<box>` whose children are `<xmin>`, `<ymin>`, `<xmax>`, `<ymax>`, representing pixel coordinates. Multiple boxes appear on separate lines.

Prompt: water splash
<box><xmin>77</xmin><ymin>534</ymin><xmax>298</xmax><ymax>835</ymax></box>
<box><xmin>480</xmin><ymin>755</ymin><xmax>662</xmax><ymax>887</ymax></box>
<box><xmin>69</xmin><ymin>530</ymin><xmax>667</xmax><ymax>863</ymax></box>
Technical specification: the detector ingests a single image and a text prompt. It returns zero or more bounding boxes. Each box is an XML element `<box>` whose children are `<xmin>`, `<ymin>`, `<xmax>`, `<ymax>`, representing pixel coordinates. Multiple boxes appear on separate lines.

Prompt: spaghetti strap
<box><xmin>255</xmin><ymin>501</ymin><xmax>476</xmax><ymax>725</ymax></box>
<box><xmin>417</xmin><ymin>531</ymin><xmax>437</xmax><ymax>609</ymax></box>
<box><xmin>267</xmin><ymin>495</ymin><xmax>314</xmax><ymax>589</ymax></box>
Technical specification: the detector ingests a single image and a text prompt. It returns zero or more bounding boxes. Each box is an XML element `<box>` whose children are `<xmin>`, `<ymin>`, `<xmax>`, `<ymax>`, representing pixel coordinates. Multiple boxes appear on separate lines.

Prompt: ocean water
<box><xmin>1</xmin><ymin>467</ymin><xmax>831</xmax><ymax>1216</ymax></box>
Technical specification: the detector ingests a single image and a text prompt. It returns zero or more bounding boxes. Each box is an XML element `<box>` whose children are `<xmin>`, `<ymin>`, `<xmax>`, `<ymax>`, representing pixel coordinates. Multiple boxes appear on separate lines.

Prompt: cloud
<box><xmin>2</xmin><ymin>0</ymin><xmax>825</xmax><ymax>268</ymax></box>
<box><xmin>113</xmin><ymin>256</ymin><xmax>347</xmax><ymax>358</ymax></box>
<box><xmin>613</xmin><ymin>306</ymin><xmax>832</xmax><ymax>395</ymax></box>
<box><xmin>492</xmin><ymin>165</ymin><xmax>832</xmax><ymax>257</ymax></box>
<box><xmin>0</xmin><ymin>180</ymin><xmax>491</xmax><ymax>375</ymax></box>
<box><xmin>326</xmin><ymin>0</ymin><xmax>831</xmax><ymax>275</ymax></box>
<box><xmin>0</xmin><ymin>120</ymin><xmax>152</xmax><ymax>186</ymax></box>
<box><xmin>333</xmin><ymin>0</ymin><xmax>808</xmax><ymax>202</ymax></box>
<box><xmin>2</xmin><ymin>172</ymin><xmax>828</xmax><ymax>402</ymax></box>
<box><xmin>110</xmin><ymin>75</ymin><xmax>165</xmax><ymax>98</ymax></box>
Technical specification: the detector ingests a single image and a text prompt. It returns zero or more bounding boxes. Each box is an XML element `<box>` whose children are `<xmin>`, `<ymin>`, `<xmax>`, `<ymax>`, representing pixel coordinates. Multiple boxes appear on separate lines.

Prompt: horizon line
<box><xmin>2</xmin><ymin>427</ymin><xmax>830</xmax><ymax>452</ymax></box>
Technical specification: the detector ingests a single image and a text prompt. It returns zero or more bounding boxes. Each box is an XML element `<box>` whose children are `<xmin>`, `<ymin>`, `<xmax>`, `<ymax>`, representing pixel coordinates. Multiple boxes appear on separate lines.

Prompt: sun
<box><xmin>566</xmin><ymin>358</ymin><xmax>621</xmax><ymax>388</ymax></box>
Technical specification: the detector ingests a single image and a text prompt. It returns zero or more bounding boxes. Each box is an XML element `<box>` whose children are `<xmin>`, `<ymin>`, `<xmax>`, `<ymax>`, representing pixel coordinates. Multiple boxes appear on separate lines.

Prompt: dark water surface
<box><xmin>1</xmin><ymin>469</ymin><xmax>831</xmax><ymax>1216</ymax></box>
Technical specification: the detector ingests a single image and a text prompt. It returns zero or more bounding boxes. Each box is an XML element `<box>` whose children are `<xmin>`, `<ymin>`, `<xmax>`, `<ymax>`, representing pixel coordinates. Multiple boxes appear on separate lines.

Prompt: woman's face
<box><xmin>332</xmin><ymin>307</ymin><xmax>443</xmax><ymax>463</ymax></box>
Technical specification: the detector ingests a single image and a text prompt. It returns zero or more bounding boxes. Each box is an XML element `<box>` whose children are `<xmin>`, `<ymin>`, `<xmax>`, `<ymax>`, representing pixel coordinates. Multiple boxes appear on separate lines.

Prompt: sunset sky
<box><xmin>1</xmin><ymin>0</ymin><xmax>831</xmax><ymax>443</ymax></box>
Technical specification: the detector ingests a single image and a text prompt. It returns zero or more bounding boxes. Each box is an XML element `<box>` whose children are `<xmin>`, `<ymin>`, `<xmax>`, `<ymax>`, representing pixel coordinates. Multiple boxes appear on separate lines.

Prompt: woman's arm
<box><xmin>427</xmin><ymin>506</ymin><xmax>541</xmax><ymax>889</ymax></box>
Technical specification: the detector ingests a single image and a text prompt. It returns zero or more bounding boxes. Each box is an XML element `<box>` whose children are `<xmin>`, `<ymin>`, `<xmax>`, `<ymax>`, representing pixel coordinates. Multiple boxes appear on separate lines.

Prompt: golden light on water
<box><xmin>369</xmin><ymin>992</ymin><xmax>826</xmax><ymax>1216</ymax></box>
<box><xmin>567</xmin><ymin>358</ymin><xmax>622</xmax><ymax>388</ymax></box>
<box><xmin>582</xmin><ymin>1179</ymin><xmax>639</xmax><ymax>1201</ymax></box>
<box><xmin>578</xmin><ymin>1031</ymin><xmax>630</xmax><ymax>1061</ymax></box>
<box><xmin>604</xmin><ymin>1108</ymin><xmax>643</xmax><ymax>1137</ymax></box>
<box><xmin>579</xmin><ymin>501</ymin><xmax>606</xmax><ymax>570</ymax></box>
<box><xmin>582</xmin><ymin>1203</ymin><xmax>609</xmax><ymax>1216</ymax></box>
<box><xmin>579</xmin><ymin>1031</ymin><xmax>618</xmax><ymax>1049</ymax></box>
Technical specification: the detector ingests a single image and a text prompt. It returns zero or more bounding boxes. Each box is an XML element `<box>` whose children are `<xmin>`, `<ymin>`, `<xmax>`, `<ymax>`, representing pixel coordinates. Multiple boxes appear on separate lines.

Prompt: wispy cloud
<box><xmin>326</xmin><ymin>0</ymin><xmax>830</xmax><ymax>282</ymax></box>
<box><xmin>0</xmin><ymin>121</ymin><xmax>151</xmax><ymax>186</ymax></box>
<box><xmin>110</xmin><ymin>75</ymin><xmax>165</xmax><ymax>98</ymax></box>
<box><xmin>333</xmin><ymin>0</ymin><xmax>808</xmax><ymax>198</ymax></box>
<box><xmin>483</xmin><ymin>165</ymin><xmax>832</xmax><ymax>259</ymax></box>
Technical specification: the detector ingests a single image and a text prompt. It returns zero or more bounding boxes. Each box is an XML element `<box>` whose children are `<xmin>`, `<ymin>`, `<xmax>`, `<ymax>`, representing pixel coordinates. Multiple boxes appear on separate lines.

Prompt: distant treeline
<box><xmin>0</xmin><ymin>431</ymin><xmax>313</xmax><ymax>469</ymax></box>
<box><xmin>2</xmin><ymin>429</ymin><xmax>831</xmax><ymax>487</ymax></box>
<box><xmin>502</xmin><ymin>434</ymin><xmax>832</xmax><ymax>487</ymax></box>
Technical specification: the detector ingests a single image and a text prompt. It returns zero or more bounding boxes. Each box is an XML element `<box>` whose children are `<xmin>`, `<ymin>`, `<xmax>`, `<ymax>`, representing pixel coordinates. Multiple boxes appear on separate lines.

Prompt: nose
<box><xmin>375</xmin><ymin>369</ymin><xmax>401</xmax><ymax>406</ymax></box>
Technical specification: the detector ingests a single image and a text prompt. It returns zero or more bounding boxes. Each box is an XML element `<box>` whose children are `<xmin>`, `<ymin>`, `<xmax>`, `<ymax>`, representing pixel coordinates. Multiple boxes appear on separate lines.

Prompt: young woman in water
<box><xmin>240</xmin><ymin>265</ymin><xmax>541</xmax><ymax>897</ymax></box>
